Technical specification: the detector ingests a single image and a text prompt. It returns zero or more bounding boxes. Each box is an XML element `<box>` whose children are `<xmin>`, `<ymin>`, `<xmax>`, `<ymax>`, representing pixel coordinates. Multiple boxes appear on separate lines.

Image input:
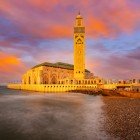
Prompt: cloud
<box><xmin>86</xmin><ymin>0</ymin><xmax>140</xmax><ymax>38</ymax></box>
<box><xmin>0</xmin><ymin>0</ymin><xmax>139</xmax><ymax>40</ymax></box>
<box><xmin>0</xmin><ymin>0</ymin><xmax>140</xmax><ymax>82</ymax></box>
<box><xmin>0</xmin><ymin>51</ymin><xmax>27</xmax><ymax>82</ymax></box>
<box><xmin>87</xmin><ymin>51</ymin><xmax>140</xmax><ymax>79</ymax></box>
<box><xmin>87</xmin><ymin>16</ymin><xmax>109</xmax><ymax>37</ymax></box>
<box><xmin>127</xmin><ymin>47</ymin><xmax>140</xmax><ymax>60</ymax></box>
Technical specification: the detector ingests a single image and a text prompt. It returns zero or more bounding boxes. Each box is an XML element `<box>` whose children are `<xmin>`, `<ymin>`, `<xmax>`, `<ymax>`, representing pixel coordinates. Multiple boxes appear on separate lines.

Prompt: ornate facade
<box><xmin>22</xmin><ymin>62</ymin><xmax>96</xmax><ymax>85</ymax></box>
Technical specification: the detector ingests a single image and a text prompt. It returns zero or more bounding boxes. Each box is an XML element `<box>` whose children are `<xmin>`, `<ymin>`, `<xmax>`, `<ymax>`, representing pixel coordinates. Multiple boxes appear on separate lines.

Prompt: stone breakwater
<box><xmin>70</xmin><ymin>89</ymin><xmax>140</xmax><ymax>98</ymax></box>
<box><xmin>119</xmin><ymin>91</ymin><xmax>140</xmax><ymax>98</ymax></box>
<box><xmin>102</xmin><ymin>97</ymin><xmax>140</xmax><ymax>140</ymax></box>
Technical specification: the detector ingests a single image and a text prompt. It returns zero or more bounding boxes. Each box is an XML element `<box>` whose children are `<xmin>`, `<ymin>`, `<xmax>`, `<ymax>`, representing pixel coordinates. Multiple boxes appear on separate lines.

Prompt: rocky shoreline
<box><xmin>70</xmin><ymin>89</ymin><xmax>140</xmax><ymax>98</ymax></box>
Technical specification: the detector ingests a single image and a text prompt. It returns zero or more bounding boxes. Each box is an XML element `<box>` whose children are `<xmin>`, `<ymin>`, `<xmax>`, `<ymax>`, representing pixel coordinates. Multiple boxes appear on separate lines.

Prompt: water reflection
<box><xmin>0</xmin><ymin>87</ymin><xmax>110</xmax><ymax>140</ymax></box>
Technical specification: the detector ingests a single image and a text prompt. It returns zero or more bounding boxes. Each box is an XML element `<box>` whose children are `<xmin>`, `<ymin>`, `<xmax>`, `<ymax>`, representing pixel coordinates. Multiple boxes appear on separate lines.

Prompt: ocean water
<box><xmin>0</xmin><ymin>86</ymin><xmax>111</xmax><ymax>140</ymax></box>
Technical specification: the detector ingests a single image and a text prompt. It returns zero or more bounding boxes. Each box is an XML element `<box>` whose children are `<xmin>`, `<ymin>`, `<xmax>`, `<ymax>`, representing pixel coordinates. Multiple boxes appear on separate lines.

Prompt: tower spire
<box><xmin>78</xmin><ymin>10</ymin><xmax>80</xmax><ymax>15</ymax></box>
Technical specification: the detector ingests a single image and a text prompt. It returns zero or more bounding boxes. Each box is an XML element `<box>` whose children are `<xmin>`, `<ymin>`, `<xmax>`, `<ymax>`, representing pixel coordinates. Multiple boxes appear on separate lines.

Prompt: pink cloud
<box><xmin>0</xmin><ymin>0</ymin><xmax>140</xmax><ymax>82</ymax></box>
<box><xmin>0</xmin><ymin>0</ymin><xmax>139</xmax><ymax>39</ymax></box>
<box><xmin>90</xmin><ymin>53</ymin><xmax>140</xmax><ymax>79</ymax></box>
<box><xmin>0</xmin><ymin>51</ymin><xmax>27</xmax><ymax>82</ymax></box>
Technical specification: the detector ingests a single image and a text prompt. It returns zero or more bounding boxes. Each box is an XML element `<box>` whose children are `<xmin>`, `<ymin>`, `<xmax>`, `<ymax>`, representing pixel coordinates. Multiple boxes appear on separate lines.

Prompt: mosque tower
<box><xmin>74</xmin><ymin>12</ymin><xmax>85</xmax><ymax>80</ymax></box>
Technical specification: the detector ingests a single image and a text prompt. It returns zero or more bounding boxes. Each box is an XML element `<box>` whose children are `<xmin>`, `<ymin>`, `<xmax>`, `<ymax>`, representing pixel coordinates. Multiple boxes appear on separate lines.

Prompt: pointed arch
<box><xmin>51</xmin><ymin>74</ymin><xmax>57</xmax><ymax>84</ymax></box>
<box><xmin>61</xmin><ymin>73</ymin><xmax>69</xmax><ymax>79</ymax></box>
<box><xmin>34</xmin><ymin>77</ymin><xmax>37</xmax><ymax>84</ymax></box>
<box><xmin>43</xmin><ymin>74</ymin><xmax>49</xmax><ymax>84</ymax></box>
<box><xmin>28</xmin><ymin>76</ymin><xmax>31</xmax><ymax>84</ymax></box>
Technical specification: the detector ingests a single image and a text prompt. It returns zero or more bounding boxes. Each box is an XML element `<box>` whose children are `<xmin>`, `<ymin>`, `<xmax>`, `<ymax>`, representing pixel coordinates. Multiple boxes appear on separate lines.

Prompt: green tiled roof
<box><xmin>32</xmin><ymin>62</ymin><xmax>90</xmax><ymax>72</ymax></box>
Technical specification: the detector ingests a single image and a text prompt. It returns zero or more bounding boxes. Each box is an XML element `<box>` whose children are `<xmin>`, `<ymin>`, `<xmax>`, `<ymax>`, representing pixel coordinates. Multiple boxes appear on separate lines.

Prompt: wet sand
<box><xmin>102</xmin><ymin>97</ymin><xmax>140</xmax><ymax>140</ymax></box>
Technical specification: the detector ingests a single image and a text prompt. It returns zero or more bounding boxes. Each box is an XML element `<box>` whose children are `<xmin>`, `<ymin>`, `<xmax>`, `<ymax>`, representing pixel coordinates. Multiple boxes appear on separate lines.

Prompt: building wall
<box><xmin>22</xmin><ymin>66</ymin><xmax>74</xmax><ymax>85</ymax></box>
<box><xmin>8</xmin><ymin>84</ymin><xmax>98</xmax><ymax>92</ymax></box>
<box><xmin>7</xmin><ymin>84</ymin><xmax>140</xmax><ymax>98</ymax></box>
<box><xmin>131</xmin><ymin>85</ymin><xmax>140</xmax><ymax>92</ymax></box>
<box><xmin>58</xmin><ymin>77</ymin><xmax>103</xmax><ymax>85</ymax></box>
<box><xmin>22</xmin><ymin>65</ymin><xmax>103</xmax><ymax>85</ymax></box>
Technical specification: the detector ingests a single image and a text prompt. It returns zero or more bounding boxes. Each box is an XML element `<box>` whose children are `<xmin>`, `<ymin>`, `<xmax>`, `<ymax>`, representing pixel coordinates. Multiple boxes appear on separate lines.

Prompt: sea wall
<box><xmin>7</xmin><ymin>84</ymin><xmax>140</xmax><ymax>98</ymax></box>
<box><xmin>7</xmin><ymin>84</ymin><xmax>98</xmax><ymax>92</ymax></box>
<box><xmin>119</xmin><ymin>91</ymin><xmax>140</xmax><ymax>98</ymax></box>
<box><xmin>101</xmin><ymin>84</ymin><xmax>117</xmax><ymax>90</ymax></box>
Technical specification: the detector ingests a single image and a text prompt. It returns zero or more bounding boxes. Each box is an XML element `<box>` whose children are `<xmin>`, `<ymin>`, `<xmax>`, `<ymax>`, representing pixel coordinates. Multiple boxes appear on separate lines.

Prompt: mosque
<box><xmin>8</xmin><ymin>13</ymin><xmax>140</xmax><ymax>94</ymax></box>
<box><xmin>22</xmin><ymin>13</ymin><xmax>103</xmax><ymax>86</ymax></box>
<box><xmin>8</xmin><ymin>13</ymin><xmax>104</xmax><ymax>92</ymax></box>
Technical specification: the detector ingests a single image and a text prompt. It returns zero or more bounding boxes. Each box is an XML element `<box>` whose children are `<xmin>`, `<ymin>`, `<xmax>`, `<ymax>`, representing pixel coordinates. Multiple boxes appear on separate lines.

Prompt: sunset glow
<box><xmin>0</xmin><ymin>0</ymin><xmax>140</xmax><ymax>83</ymax></box>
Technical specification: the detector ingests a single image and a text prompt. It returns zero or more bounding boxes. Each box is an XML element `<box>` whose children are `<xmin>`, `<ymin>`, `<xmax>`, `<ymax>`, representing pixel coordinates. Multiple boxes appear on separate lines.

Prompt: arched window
<box><xmin>29</xmin><ymin>76</ymin><xmax>31</xmax><ymax>84</ymax></box>
<box><xmin>34</xmin><ymin>77</ymin><xmax>37</xmax><ymax>84</ymax></box>
<box><xmin>51</xmin><ymin>75</ymin><xmax>57</xmax><ymax>84</ymax></box>
<box><xmin>43</xmin><ymin>75</ymin><xmax>49</xmax><ymax>84</ymax></box>
<box><xmin>78</xmin><ymin>19</ymin><xmax>81</xmax><ymax>26</ymax></box>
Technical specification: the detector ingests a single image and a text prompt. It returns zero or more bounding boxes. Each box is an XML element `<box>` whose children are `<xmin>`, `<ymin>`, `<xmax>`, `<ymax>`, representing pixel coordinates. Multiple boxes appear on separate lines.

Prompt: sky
<box><xmin>0</xmin><ymin>0</ymin><xmax>140</xmax><ymax>83</ymax></box>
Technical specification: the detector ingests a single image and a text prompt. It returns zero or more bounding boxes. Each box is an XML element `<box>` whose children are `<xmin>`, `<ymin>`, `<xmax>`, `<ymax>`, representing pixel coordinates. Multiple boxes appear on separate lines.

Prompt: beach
<box><xmin>102</xmin><ymin>97</ymin><xmax>140</xmax><ymax>139</ymax></box>
<box><xmin>0</xmin><ymin>86</ymin><xmax>139</xmax><ymax>140</ymax></box>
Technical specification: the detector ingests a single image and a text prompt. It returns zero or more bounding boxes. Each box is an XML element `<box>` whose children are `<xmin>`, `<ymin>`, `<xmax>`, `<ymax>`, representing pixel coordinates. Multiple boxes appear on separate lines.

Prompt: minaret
<box><xmin>74</xmin><ymin>12</ymin><xmax>85</xmax><ymax>80</ymax></box>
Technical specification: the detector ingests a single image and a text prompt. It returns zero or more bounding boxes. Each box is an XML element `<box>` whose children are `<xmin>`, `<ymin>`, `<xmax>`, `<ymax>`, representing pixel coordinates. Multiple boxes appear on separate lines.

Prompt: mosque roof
<box><xmin>32</xmin><ymin>62</ymin><xmax>90</xmax><ymax>72</ymax></box>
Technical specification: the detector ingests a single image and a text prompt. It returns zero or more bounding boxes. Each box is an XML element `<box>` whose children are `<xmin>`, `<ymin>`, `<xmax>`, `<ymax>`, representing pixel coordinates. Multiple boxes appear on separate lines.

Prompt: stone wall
<box><xmin>102</xmin><ymin>84</ymin><xmax>117</xmax><ymax>90</ymax></box>
<box><xmin>119</xmin><ymin>91</ymin><xmax>140</xmax><ymax>98</ymax></box>
<box><xmin>7</xmin><ymin>84</ymin><xmax>98</xmax><ymax>92</ymax></box>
